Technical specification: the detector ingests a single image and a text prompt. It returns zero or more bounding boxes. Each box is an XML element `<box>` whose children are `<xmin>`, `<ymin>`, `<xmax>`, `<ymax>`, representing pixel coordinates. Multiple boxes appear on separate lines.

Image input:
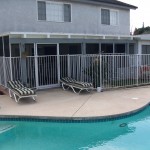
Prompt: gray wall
<box><xmin>0</xmin><ymin>0</ymin><xmax>130</xmax><ymax>35</ymax></box>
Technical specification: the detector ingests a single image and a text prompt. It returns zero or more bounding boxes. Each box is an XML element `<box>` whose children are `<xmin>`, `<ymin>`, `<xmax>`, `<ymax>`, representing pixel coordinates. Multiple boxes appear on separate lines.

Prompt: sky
<box><xmin>119</xmin><ymin>0</ymin><xmax>150</xmax><ymax>33</ymax></box>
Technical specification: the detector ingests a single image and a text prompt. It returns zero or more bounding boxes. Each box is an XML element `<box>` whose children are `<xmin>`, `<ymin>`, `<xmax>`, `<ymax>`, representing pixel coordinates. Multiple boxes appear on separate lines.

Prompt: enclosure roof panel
<box><xmin>1</xmin><ymin>32</ymin><xmax>135</xmax><ymax>40</ymax></box>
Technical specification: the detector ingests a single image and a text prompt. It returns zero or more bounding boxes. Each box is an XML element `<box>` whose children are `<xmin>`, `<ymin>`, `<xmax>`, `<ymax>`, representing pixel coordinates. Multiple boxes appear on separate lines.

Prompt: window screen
<box><xmin>4</xmin><ymin>36</ymin><xmax>10</xmax><ymax>57</ymax></box>
<box><xmin>142</xmin><ymin>45</ymin><xmax>150</xmax><ymax>54</ymax></box>
<box><xmin>101</xmin><ymin>9</ymin><xmax>110</xmax><ymax>25</ymax></box>
<box><xmin>38</xmin><ymin>1</ymin><xmax>46</xmax><ymax>20</ymax></box>
<box><xmin>0</xmin><ymin>37</ymin><xmax>3</xmax><ymax>56</ymax></box>
<box><xmin>64</xmin><ymin>4</ymin><xmax>71</xmax><ymax>22</ymax></box>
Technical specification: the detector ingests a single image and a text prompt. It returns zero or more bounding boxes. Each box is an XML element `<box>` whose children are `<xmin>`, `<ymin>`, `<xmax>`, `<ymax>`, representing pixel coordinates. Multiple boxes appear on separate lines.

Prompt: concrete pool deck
<box><xmin>0</xmin><ymin>86</ymin><xmax>150</xmax><ymax>119</ymax></box>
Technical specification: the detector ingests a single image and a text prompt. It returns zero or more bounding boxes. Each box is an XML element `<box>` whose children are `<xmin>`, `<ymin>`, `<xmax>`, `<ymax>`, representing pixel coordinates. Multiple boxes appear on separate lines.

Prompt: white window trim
<box><xmin>100</xmin><ymin>8</ymin><xmax>119</xmax><ymax>26</ymax></box>
<box><xmin>37</xmin><ymin>0</ymin><xmax>72</xmax><ymax>23</ymax></box>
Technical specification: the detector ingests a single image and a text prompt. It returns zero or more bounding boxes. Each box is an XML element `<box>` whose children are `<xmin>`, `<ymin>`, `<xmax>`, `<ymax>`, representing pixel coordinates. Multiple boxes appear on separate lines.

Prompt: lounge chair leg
<box><xmin>86</xmin><ymin>89</ymin><xmax>90</xmax><ymax>93</ymax></box>
<box><xmin>62</xmin><ymin>83</ymin><xmax>66</xmax><ymax>90</ymax></box>
<box><xmin>62</xmin><ymin>83</ymin><xmax>64</xmax><ymax>90</ymax></box>
<box><xmin>9</xmin><ymin>89</ymin><xmax>12</xmax><ymax>98</ymax></box>
<box><xmin>18</xmin><ymin>97</ymin><xmax>21</xmax><ymax>102</ymax></box>
<box><xmin>13</xmin><ymin>94</ymin><xmax>18</xmax><ymax>103</ymax></box>
<box><xmin>78</xmin><ymin>89</ymin><xmax>83</xmax><ymax>94</ymax></box>
<box><xmin>62</xmin><ymin>83</ymin><xmax>69</xmax><ymax>91</ymax></box>
<box><xmin>70</xmin><ymin>86</ymin><xmax>77</xmax><ymax>94</ymax></box>
<box><xmin>32</xmin><ymin>97</ymin><xmax>36</xmax><ymax>101</ymax></box>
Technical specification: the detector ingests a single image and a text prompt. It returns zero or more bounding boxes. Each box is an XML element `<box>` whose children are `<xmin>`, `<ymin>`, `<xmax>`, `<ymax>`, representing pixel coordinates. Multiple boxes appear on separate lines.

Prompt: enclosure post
<box><xmin>20</xmin><ymin>43</ymin><xmax>27</xmax><ymax>84</ymax></box>
<box><xmin>0</xmin><ymin>58</ymin><xmax>1</xmax><ymax>85</ymax></box>
<box><xmin>34</xmin><ymin>43</ymin><xmax>39</xmax><ymax>89</ymax></box>
<box><xmin>2</xmin><ymin>36</ymin><xmax>7</xmax><ymax>87</ymax></box>
<box><xmin>57</xmin><ymin>44</ymin><xmax>60</xmax><ymax>84</ymax></box>
<box><xmin>9</xmin><ymin>41</ymin><xmax>13</xmax><ymax>81</ymax></box>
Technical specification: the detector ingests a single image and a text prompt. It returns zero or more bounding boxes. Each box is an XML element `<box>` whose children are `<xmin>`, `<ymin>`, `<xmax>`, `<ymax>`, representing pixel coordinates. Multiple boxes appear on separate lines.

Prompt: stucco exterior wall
<box><xmin>0</xmin><ymin>0</ymin><xmax>130</xmax><ymax>35</ymax></box>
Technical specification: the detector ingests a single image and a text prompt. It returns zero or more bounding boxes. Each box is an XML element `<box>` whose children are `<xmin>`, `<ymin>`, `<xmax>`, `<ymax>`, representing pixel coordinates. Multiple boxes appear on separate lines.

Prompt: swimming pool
<box><xmin>0</xmin><ymin>106</ymin><xmax>150</xmax><ymax>150</ymax></box>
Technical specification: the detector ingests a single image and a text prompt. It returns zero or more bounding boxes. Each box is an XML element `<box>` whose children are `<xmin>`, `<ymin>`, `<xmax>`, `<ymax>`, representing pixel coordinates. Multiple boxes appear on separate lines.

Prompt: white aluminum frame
<box><xmin>6</xmin><ymin>32</ymin><xmax>134</xmax><ymax>40</ymax></box>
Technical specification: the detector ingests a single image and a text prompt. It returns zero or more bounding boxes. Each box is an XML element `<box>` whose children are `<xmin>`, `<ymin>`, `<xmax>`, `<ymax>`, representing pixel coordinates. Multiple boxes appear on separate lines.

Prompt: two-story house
<box><xmin>0</xmin><ymin>0</ymin><xmax>137</xmax><ymax>55</ymax></box>
<box><xmin>0</xmin><ymin>0</ymin><xmax>139</xmax><ymax>89</ymax></box>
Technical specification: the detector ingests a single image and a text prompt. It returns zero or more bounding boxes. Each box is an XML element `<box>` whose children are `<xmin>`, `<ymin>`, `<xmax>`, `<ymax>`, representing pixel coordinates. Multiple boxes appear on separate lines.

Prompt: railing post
<box><xmin>136</xmin><ymin>54</ymin><xmax>139</xmax><ymax>86</ymax></box>
<box><xmin>112</xmin><ymin>54</ymin><xmax>115</xmax><ymax>81</ymax></box>
<box><xmin>77</xmin><ymin>55</ymin><xmax>80</xmax><ymax>81</ymax></box>
<box><xmin>67</xmin><ymin>54</ymin><xmax>70</xmax><ymax>77</ymax></box>
<box><xmin>3</xmin><ymin>56</ymin><xmax>7</xmax><ymax>87</ymax></box>
<box><xmin>10</xmin><ymin>57</ymin><xmax>13</xmax><ymax>81</ymax></box>
<box><xmin>81</xmin><ymin>55</ymin><xmax>83</xmax><ymax>81</ymax></box>
<box><xmin>34</xmin><ymin>55</ymin><xmax>39</xmax><ymax>89</ymax></box>
<box><xmin>100</xmin><ymin>54</ymin><xmax>102</xmax><ymax>89</ymax></box>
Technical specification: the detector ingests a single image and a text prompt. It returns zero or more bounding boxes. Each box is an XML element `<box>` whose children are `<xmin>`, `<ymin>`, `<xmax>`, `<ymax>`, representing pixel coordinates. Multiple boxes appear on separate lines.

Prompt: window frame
<box><xmin>37</xmin><ymin>0</ymin><xmax>72</xmax><ymax>23</ymax></box>
<box><xmin>100</xmin><ymin>8</ymin><xmax>119</xmax><ymax>26</ymax></box>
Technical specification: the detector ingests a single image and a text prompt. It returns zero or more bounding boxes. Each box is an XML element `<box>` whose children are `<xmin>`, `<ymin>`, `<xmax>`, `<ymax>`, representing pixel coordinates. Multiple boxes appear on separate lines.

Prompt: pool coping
<box><xmin>0</xmin><ymin>102</ymin><xmax>149</xmax><ymax>123</ymax></box>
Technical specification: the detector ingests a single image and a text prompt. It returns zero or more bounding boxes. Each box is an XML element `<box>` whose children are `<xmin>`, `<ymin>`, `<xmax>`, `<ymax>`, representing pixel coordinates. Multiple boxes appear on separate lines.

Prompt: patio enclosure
<box><xmin>1</xmin><ymin>54</ymin><xmax>150</xmax><ymax>90</ymax></box>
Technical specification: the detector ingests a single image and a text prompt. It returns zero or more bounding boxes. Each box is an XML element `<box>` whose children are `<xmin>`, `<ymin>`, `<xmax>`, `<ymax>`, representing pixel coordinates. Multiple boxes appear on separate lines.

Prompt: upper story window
<box><xmin>101</xmin><ymin>9</ymin><xmax>118</xmax><ymax>26</ymax></box>
<box><xmin>38</xmin><ymin>1</ymin><xmax>71</xmax><ymax>22</ymax></box>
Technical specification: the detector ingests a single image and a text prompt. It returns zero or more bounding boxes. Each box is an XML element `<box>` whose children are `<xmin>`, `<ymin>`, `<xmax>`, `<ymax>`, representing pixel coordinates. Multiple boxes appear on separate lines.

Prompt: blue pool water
<box><xmin>1</xmin><ymin>107</ymin><xmax>150</xmax><ymax>150</ymax></box>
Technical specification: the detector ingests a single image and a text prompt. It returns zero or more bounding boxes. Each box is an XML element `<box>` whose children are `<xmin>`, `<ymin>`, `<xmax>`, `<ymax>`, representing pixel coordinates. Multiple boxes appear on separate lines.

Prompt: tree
<box><xmin>133</xmin><ymin>26</ymin><xmax>150</xmax><ymax>35</ymax></box>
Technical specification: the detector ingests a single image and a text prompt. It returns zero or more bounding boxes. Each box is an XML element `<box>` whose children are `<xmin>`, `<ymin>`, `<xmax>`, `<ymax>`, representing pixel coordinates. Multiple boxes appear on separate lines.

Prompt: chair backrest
<box><xmin>7</xmin><ymin>80</ymin><xmax>24</xmax><ymax>89</ymax></box>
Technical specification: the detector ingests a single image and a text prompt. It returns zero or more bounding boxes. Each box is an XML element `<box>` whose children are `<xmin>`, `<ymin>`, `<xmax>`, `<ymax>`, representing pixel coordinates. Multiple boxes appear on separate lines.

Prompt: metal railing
<box><xmin>1</xmin><ymin>54</ymin><xmax>150</xmax><ymax>90</ymax></box>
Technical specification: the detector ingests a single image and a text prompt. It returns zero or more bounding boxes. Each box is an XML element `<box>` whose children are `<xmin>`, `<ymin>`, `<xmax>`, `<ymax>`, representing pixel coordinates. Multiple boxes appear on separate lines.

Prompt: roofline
<box><xmin>70</xmin><ymin>0</ymin><xmax>137</xmax><ymax>10</ymax></box>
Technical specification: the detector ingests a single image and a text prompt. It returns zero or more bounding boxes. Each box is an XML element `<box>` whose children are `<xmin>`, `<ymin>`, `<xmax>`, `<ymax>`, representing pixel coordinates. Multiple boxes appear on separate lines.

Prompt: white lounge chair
<box><xmin>7</xmin><ymin>80</ymin><xmax>37</xmax><ymax>103</ymax></box>
<box><xmin>60</xmin><ymin>77</ymin><xmax>94</xmax><ymax>94</ymax></box>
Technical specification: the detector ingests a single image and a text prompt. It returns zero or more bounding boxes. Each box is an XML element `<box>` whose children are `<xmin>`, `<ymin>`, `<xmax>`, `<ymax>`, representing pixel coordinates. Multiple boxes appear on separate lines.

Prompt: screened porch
<box><xmin>0</xmin><ymin>33</ymin><xmax>144</xmax><ymax>90</ymax></box>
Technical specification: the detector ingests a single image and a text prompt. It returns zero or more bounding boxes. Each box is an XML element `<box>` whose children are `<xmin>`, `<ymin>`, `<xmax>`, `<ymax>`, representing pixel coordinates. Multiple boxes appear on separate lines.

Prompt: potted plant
<box><xmin>21</xmin><ymin>51</ymin><xmax>29</xmax><ymax>58</ymax></box>
<box><xmin>83</xmin><ymin>56</ymin><xmax>108</xmax><ymax>92</ymax></box>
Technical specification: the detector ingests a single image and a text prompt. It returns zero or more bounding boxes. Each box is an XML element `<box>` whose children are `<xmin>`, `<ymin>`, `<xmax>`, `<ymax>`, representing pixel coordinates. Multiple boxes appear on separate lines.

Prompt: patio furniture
<box><xmin>7</xmin><ymin>81</ymin><xmax>37</xmax><ymax>103</ymax></box>
<box><xmin>60</xmin><ymin>77</ymin><xmax>94</xmax><ymax>94</ymax></box>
